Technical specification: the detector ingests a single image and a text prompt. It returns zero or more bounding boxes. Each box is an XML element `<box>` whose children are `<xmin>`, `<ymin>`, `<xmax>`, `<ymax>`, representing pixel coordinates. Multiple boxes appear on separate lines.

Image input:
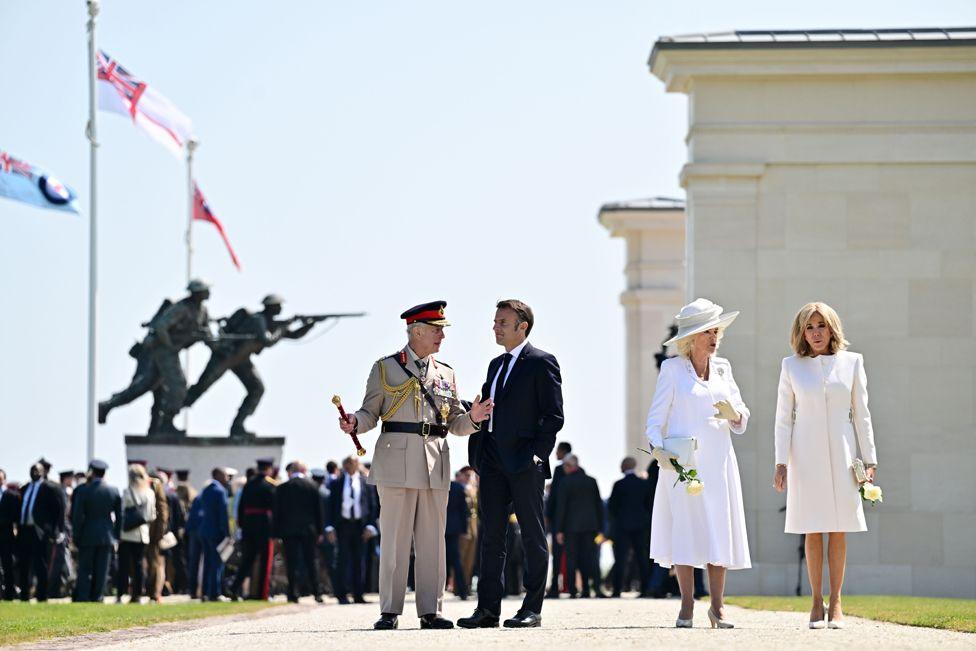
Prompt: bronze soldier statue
<box><xmin>98</xmin><ymin>279</ymin><xmax>212</xmax><ymax>435</ymax></box>
<box><xmin>182</xmin><ymin>294</ymin><xmax>319</xmax><ymax>438</ymax></box>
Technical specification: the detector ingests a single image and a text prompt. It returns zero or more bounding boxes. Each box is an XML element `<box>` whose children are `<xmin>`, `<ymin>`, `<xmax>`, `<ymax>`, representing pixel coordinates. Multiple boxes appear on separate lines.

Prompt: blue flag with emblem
<box><xmin>0</xmin><ymin>147</ymin><xmax>79</xmax><ymax>214</ymax></box>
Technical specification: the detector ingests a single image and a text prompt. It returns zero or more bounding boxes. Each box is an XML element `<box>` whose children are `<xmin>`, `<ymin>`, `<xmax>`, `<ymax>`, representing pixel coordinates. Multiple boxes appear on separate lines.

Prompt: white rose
<box><xmin>862</xmin><ymin>482</ymin><xmax>883</xmax><ymax>502</ymax></box>
<box><xmin>685</xmin><ymin>479</ymin><xmax>704</xmax><ymax>496</ymax></box>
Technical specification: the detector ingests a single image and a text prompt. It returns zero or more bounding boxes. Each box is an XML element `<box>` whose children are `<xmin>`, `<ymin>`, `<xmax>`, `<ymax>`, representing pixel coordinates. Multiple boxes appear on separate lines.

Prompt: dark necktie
<box><xmin>495</xmin><ymin>353</ymin><xmax>513</xmax><ymax>395</ymax></box>
<box><xmin>415</xmin><ymin>359</ymin><xmax>428</xmax><ymax>382</ymax></box>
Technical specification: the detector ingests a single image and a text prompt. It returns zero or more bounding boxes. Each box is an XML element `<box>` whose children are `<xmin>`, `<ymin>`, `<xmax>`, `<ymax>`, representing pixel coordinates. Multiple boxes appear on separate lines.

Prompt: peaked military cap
<box><xmin>88</xmin><ymin>459</ymin><xmax>109</xmax><ymax>472</ymax></box>
<box><xmin>187</xmin><ymin>278</ymin><xmax>211</xmax><ymax>293</ymax></box>
<box><xmin>256</xmin><ymin>458</ymin><xmax>274</xmax><ymax>470</ymax></box>
<box><xmin>175</xmin><ymin>469</ymin><xmax>190</xmax><ymax>481</ymax></box>
<box><xmin>37</xmin><ymin>457</ymin><xmax>53</xmax><ymax>471</ymax></box>
<box><xmin>58</xmin><ymin>470</ymin><xmax>74</xmax><ymax>479</ymax></box>
<box><xmin>262</xmin><ymin>294</ymin><xmax>284</xmax><ymax>307</ymax></box>
<box><xmin>310</xmin><ymin>468</ymin><xmax>326</xmax><ymax>480</ymax></box>
<box><xmin>401</xmin><ymin>300</ymin><xmax>450</xmax><ymax>326</ymax></box>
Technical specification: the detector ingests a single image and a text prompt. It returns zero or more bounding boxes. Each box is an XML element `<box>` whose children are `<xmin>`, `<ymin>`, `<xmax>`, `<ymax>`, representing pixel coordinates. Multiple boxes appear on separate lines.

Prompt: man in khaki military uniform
<box><xmin>339</xmin><ymin>301</ymin><xmax>492</xmax><ymax>630</ymax></box>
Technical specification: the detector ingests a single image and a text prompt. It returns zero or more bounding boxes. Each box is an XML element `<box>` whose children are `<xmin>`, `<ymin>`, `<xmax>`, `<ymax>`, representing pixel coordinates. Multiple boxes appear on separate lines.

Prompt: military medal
<box><xmin>439</xmin><ymin>400</ymin><xmax>450</xmax><ymax>423</ymax></box>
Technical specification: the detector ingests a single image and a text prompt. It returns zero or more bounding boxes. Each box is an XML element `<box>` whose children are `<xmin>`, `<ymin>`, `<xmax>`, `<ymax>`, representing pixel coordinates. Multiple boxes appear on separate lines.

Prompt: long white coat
<box><xmin>645</xmin><ymin>356</ymin><xmax>751</xmax><ymax>570</ymax></box>
<box><xmin>774</xmin><ymin>350</ymin><xmax>878</xmax><ymax>534</ymax></box>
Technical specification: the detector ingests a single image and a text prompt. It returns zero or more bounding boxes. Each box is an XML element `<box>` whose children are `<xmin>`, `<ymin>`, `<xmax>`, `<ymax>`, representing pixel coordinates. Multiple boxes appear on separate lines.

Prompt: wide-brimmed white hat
<box><xmin>664</xmin><ymin>298</ymin><xmax>739</xmax><ymax>346</ymax></box>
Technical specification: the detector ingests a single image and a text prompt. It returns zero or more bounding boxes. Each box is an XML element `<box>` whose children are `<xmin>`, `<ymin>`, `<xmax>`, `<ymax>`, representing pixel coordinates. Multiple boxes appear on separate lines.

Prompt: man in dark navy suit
<box><xmin>607</xmin><ymin>457</ymin><xmax>652</xmax><ymax>597</ymax></box>
<box><xmin>198</xmin><ymin>468</ymin><xmax>230</xmax><ymax>601</ymax></box>
<box><xmin>274</xmin><ymin>461</ymin><xmax>325</xmax><ymax>603</ymax></box>
<box><xmin>458</xmin><ymin>299</ymin><xmax>564</xmax><ymax>630</ymax></box>
<box><xmin>71</xmin><ymin>459</ymin><xmax>122</xmax><ymax>602</ymax></box>
<box><xmin>17</xmin><ymin>460</ymin><xmax>66</xmax><ymax>601</ymax></box>
<box><xmin>325</xmin><ymin>456</ymin><xmax>377</xmax><ymax>605</ymax></box>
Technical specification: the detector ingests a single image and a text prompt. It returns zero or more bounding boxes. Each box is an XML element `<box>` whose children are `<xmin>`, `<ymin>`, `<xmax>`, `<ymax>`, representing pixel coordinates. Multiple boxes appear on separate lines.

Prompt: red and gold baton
<box><xmin>332</xmin><ymin>395</ymin><xmax>366</xmax><ymax>457</ymax></box>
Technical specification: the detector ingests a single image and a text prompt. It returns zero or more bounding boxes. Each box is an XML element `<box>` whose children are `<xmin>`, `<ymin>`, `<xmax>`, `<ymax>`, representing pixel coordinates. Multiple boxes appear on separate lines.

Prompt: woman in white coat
<box><xmin>773</xmin><ymin>302</ymin><xmax>877</xmax><ymax>629</ymax></box>
<box><xmin>645</xmin><ymin>298</ymin><xmax>751</xmax><ymax>629</ymax></box>
<box><xmin>118</xmin><ymin>463</ymin><xmax>156</xmax><ymax>603</ymax></box>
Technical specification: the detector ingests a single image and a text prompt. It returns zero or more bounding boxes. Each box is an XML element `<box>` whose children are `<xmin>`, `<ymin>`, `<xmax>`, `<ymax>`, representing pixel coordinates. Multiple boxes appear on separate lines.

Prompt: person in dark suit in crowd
<box><xmin>459</xmin><ymin>299</ymin><xmax>564</xmax><ymax>630</ymax></box>
<box><xmin>325</xmin><ymin>456</ymin><xmax>377</xmax><ymax>605</ymax></box>
<box><xmin>445</xmin><ymin>470</ymin><xmax>471</xmax><ymax>600</ymax></box>
<box><xmin>184</xmin><ymin>492</ymin><xmax>203</xmax><ymax>598</ymax></box>
<box><xmin>311</xmin><ymin>467</ymin><xmax>334</xmax><ymax>597</ymax></box>
<box><xmin>554</xmin><ymin>455</ymin><xmax>606</xmax><ymax>599</ymax></box>
<box><xmin>18</xmin><ymin>460</ymin><xmax>67</xmax><ymax>601</ymax></box>
<box><xmin>231</xmin><ymin>458</ymin><xmax>277</xmax><ymax>601</ymax></box>
<box><xmin>49</xmin><ymin>469</ymin><xmax>75</xmax><ymax>598</ymax></box>
<box><xmin>607</xmin><ymin>457</ymin><xmax>652</xmax><ymax>597</ymax></box>
<box><xmin>0</xmin><ymin>470</ymin><xmax>19</xmax><ymax>600</ymax></box>
<box><xmin>159</xmin><ymin>471</ymin><xmax>187</xmax><ymax>596</ymax></box>
<box><xmin>274</xmin><ymin>460</ymin><xmax>325</xmax><ymax>603</ymax></box>
<box><xmin>198</xmin><ymin>467</ymin><xmax>231</xmax><ymax>601</ymax></box>
<box><xmin>71</xmin><ymin>460</ymin><xmax>122</xmax><ymax>602</ymax></box>
<box><xmin>545</xmin><ymin>441</ymin><xmax>572</xmax><ymax>598</ymax></box>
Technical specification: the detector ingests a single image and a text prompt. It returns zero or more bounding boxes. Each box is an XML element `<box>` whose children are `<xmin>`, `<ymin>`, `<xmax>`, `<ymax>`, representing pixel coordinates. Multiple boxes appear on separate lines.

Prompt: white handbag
<box><xmin>158</xmin><ymin>531</ymin><xmax>178</xmax><ymax>551</ymax></box>
<box><xmin>663</xmin><ymin>437</ymin><xmax>698</xmax><ymax>468</ymax></box>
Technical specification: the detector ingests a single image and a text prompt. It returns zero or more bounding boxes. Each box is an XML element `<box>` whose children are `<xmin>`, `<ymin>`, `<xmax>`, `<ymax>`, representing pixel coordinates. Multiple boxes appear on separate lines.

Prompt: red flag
<box><xmin>193</xmin><ymin>183</ymin><xmax>241</xmax><ymax>271</ymax></box>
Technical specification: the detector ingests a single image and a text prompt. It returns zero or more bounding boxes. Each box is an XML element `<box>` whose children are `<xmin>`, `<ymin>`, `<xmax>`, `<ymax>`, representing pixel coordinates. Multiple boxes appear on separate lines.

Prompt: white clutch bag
<box><xmin>158</xmin><ymin>531</ymin><xmax>178</xmax><ymax>551</ymax></box>
<box><xmin>663</xmin><ymin>437</ymin><xmax>698</xmax><ymax>468</ymax></box>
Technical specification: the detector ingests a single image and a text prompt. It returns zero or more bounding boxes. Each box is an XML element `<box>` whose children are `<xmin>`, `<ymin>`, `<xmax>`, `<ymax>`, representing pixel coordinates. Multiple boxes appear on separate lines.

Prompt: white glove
<box><xmin>713</xmin><ymin>400</ymin><xmax>740</xmax><ymax>422</ymax></box>
<box><xmin>651</xmin><ymin>447</ymin><xmax>677</xmax><ymax>467</ymax></box>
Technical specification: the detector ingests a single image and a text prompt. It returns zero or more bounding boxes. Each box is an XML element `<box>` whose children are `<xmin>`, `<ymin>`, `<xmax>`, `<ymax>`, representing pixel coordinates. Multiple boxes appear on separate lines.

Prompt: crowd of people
<box><xmin>0</xmin><ymin>446</ymin><xmax>686</xmax><ymax>606</ymax></box>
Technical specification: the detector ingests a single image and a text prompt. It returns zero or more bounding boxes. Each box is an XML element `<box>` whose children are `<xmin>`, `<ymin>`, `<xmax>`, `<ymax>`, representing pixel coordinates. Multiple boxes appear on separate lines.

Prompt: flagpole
<box><xmin>184</xmin><ymin>138</ymin><xmax>198</xmax><ymax>433</ymax></box>
<box><xmin>85</xmin><ymin>0</ymin><xmax>100</xmax><ymax>464</ymax></box>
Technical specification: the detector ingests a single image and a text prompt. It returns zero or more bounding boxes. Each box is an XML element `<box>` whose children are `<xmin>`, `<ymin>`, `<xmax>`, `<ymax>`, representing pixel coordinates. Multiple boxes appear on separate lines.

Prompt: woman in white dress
<box><xmin>645</xmin><ymin>298</ymin><xmax>751</xmax><ymax>629</ymax></box>
<box><xmin>773</xmin><ymin>302</ymin><xmax>877</xmax><ymax>629</ymax></box>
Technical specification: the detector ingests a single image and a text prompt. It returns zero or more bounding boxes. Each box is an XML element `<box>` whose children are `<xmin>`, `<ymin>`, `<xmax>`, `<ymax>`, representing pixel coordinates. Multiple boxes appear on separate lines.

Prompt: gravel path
<box><xmin>14</xmin><ymin>594</ymin><xmax>974</xmax><ymax>650</ymax></box>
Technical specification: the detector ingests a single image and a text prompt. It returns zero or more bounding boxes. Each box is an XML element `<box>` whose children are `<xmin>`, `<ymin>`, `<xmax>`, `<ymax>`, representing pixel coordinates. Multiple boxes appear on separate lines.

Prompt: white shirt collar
<box><xmin>407</xmin><ymin>345</ymin><xmax>432</xmax><ymax>365</ymax></box>
<box><xmin>624</xmin><ymin>469</ymin><xmax>635</xmax><ymax>476</ymax></box>
<box><xmin>504</xmin><ymin>339</ymin><xmax>529</xmax><ymax>360</ymax></box>
<box><xmin>290</xmin><ymin>472</ymin><xmax>306</xmax><ymax>479</ymax></box>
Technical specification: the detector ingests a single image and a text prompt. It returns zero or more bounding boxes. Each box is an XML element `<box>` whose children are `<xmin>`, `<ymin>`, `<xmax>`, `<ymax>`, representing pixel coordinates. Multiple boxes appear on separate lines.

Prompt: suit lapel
<box><xmin>496</xmin><ymin>341</ymin><xmax>533</xmax><ymax>402</ymax></box>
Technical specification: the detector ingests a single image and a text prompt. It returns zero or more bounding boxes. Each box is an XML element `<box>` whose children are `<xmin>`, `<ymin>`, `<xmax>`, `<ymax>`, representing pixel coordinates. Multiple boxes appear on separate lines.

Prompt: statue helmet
<box><xmin>262</xmin><ymin>294</ymin><xmax>284</xmax><ymax>307</ymax></box>
<box><xmin>187</xmin><ymin>278</ymin><xmax>211</xmax><ymax>294</ymax></box>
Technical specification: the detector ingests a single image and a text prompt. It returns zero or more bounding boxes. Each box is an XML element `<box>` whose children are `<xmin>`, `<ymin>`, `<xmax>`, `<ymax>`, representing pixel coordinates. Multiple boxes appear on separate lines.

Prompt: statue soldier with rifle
<box><xmin>98</xmin><ymin>279</ymin><xmax>213</xmax><ymax>435</ymax></box>
<box><xmin>183</xmin><ymin>294</ymin><xmax>363</xmax><ymax>438</ymax></box>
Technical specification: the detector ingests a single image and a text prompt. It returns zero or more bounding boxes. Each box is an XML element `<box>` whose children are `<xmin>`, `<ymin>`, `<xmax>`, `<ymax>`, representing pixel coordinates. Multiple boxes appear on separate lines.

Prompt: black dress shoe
<box><xmin>419</xmin><ymin>614</ymin><xmax>454</xmax><ymax>629</ymax></box>
<box><xmin>374</xmin><ymin>613</ymin><xmax>398</xmax><ymax>630</ymax></box>
<box><xmin>504</xmin><ymin>610</ymin><xmax>542</xmax><ymax>628</ymax></box>
<box><xmin>594</xmin><ymin>591</ymin><xmax>609</xmax><ymax>599</ymax></box>
<box><xmin>457</xmin><ymin>608</ymin><xmax>500</xmax><ymax>628</ymax></box>
<box><xmin>336</xmin><ymin>596</ymin><xmax>350</xmax><ymax>605</ymax></box>
<box><xmin>314</xmin><ymin>594</ymin><xmax>324</xmax><ymax>603</ymax></box>
<box><xmin>354</xmin><ymin>595</ymin><xmax>368</xmax><ymax>604</ymax></box>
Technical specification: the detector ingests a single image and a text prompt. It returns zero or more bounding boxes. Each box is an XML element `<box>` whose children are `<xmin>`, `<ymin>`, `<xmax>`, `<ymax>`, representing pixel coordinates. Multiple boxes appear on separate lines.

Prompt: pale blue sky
<box><xmin>2</xmin><ymin>1</ymin><xmax>974</xmax><ymax>491</ymax></box>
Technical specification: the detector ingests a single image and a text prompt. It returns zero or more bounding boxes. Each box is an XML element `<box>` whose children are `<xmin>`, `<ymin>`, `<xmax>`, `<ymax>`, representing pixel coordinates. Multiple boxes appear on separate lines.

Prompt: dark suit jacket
<box><xmin>197</xmin><ymin>481</ymin><xmax>230</xmax><ymax>542</ymax></box>
<box><xmin>0</xmin><ymin>488</ymin><xmax>20</xmax><ymax>542</ymax></box>
<box><xmin>20</xmin><ymin>480</ymin><xmax>67</xmax><ymax>540</ymax></box>
<box><xmin>71</xmin><ymin>478</ymin><xmax>122</xmax><ymax>546</ymax></box>
<box><xmin>545</xmin><ymin>462</ymin><xmax>567</xmax><ymax>522</ymax></box>
<box><xmin>274</xmin><ymin>475</ymin><xmax>324</xmax><ymax>538</ymax></box>
<box><xmin>469</xmin><ymin>342</ymin><xmax>564</xmax><ymax>477</ymax></box>
<box><xmin>445</xmin><ymin>481</ymin><xmax>470</xmax><ymax>536</ymax></box>
<box><xmin>324</xmin><ymin>473</ymin><xmax>377</xmax><ymax>531</ymax></box>
<box><xmin>607</xmin><ymin>472</ymin><xmax>652</xmax><ymax>535</ymax></box>
<box><xmin>554</xmin><ymin>470</ymin><xmax>603</xmax><ymax>534</ymax></box>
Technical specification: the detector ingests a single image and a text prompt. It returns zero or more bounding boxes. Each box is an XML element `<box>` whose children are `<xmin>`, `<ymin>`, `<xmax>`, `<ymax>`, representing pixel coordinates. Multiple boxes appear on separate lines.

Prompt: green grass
<box><xmin>0</xmin><ymin>600</ymin><xmax>281</xmax><ymax>646</ymax></box>
<box><xmin>726</xmin><ymin>595</ymin><xmax>976</xmax><ymax>634</ymax></box>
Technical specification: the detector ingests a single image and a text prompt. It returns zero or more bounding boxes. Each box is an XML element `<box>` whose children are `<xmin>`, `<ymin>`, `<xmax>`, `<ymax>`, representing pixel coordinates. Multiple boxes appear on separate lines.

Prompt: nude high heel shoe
<box><xmin>675</xmin><ymin>617</ymin><xmax>693</xmax><ymax>628</ymax></box>
<box><xmin>708</xmin><ymin>607</ymin><xmax>734</xmax><ymax>629</ymax></box>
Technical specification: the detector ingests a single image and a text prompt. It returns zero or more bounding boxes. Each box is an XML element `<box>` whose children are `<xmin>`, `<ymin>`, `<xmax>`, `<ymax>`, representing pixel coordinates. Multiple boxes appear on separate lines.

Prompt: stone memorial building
<box><xmin>601</xmin><ymin>27</ymin><xmax>976</xmax><ymax>597</ymax></box>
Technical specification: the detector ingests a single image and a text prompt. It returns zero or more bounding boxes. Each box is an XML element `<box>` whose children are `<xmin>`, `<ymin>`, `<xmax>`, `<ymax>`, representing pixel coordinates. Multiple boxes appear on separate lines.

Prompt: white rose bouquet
<box><xmin>859</xmin><ymin>482</ymin><xmax>883</xmax><ymax>505</ymax></box>
<box><xmin>639</xmin><ymin>448</ymin><xmax>704</xmax><ymax>496</ymax></box>
<box><xmin>852</xmin><ymin>459</ymin><xmax>882</xmax><ymax>506</ymax></box>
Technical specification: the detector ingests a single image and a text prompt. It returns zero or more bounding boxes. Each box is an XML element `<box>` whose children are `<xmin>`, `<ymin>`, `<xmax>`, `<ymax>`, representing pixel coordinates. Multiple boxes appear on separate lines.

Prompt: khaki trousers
<box><xmin>376</xmin><ymin>486</ymin><xmax>448</xmax><ymax>616</ymax></box>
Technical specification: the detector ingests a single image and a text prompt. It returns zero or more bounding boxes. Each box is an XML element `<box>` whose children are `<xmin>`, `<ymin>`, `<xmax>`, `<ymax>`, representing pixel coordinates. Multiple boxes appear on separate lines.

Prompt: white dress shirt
<box><xmin>488</xmin><ymin>339</ymin><xmax>529</xmax><ymax>433</ymax></box>
<box><xmin>341</xmin><ymin>472</ymin><xmax>362</xmax><ymax>520</ymax></box>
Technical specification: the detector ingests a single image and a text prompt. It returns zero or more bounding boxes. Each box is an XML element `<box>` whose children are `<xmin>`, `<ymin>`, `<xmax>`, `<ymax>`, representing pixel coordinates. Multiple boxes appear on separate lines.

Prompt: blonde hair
<box><xmin>128</xmin><ymin>463</ymin><xmax>148</xmax><ymax>490</ymax></box>
<box><xmin>674</xmin><ymin>328</ymin><xmax>725</xmax><ymax>359</ymax></box>
<box><xmin>790</xmin><ymin>302</ymin><xmax>849</xmax><ymax>357</ymax></box>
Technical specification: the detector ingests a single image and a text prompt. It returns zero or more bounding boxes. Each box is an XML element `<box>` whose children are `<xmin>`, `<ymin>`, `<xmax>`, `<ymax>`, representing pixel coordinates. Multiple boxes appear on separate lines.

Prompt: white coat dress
<box><xmin>645</xmin><ymin>356</ymin><xmax>752</xmax><ymax>570</ymax></box>
<box><xmin>774</xmin><ymin>350</ymin><xmax>877</xmax><ymax>534</ymax></box>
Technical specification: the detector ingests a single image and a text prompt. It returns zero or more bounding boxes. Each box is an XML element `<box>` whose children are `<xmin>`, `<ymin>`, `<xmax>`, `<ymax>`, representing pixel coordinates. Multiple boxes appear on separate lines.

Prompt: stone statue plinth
<box><xmin>124</xmin><ymin>434</ymin><xmax>286</xmax><ymax>489</ymax></box>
